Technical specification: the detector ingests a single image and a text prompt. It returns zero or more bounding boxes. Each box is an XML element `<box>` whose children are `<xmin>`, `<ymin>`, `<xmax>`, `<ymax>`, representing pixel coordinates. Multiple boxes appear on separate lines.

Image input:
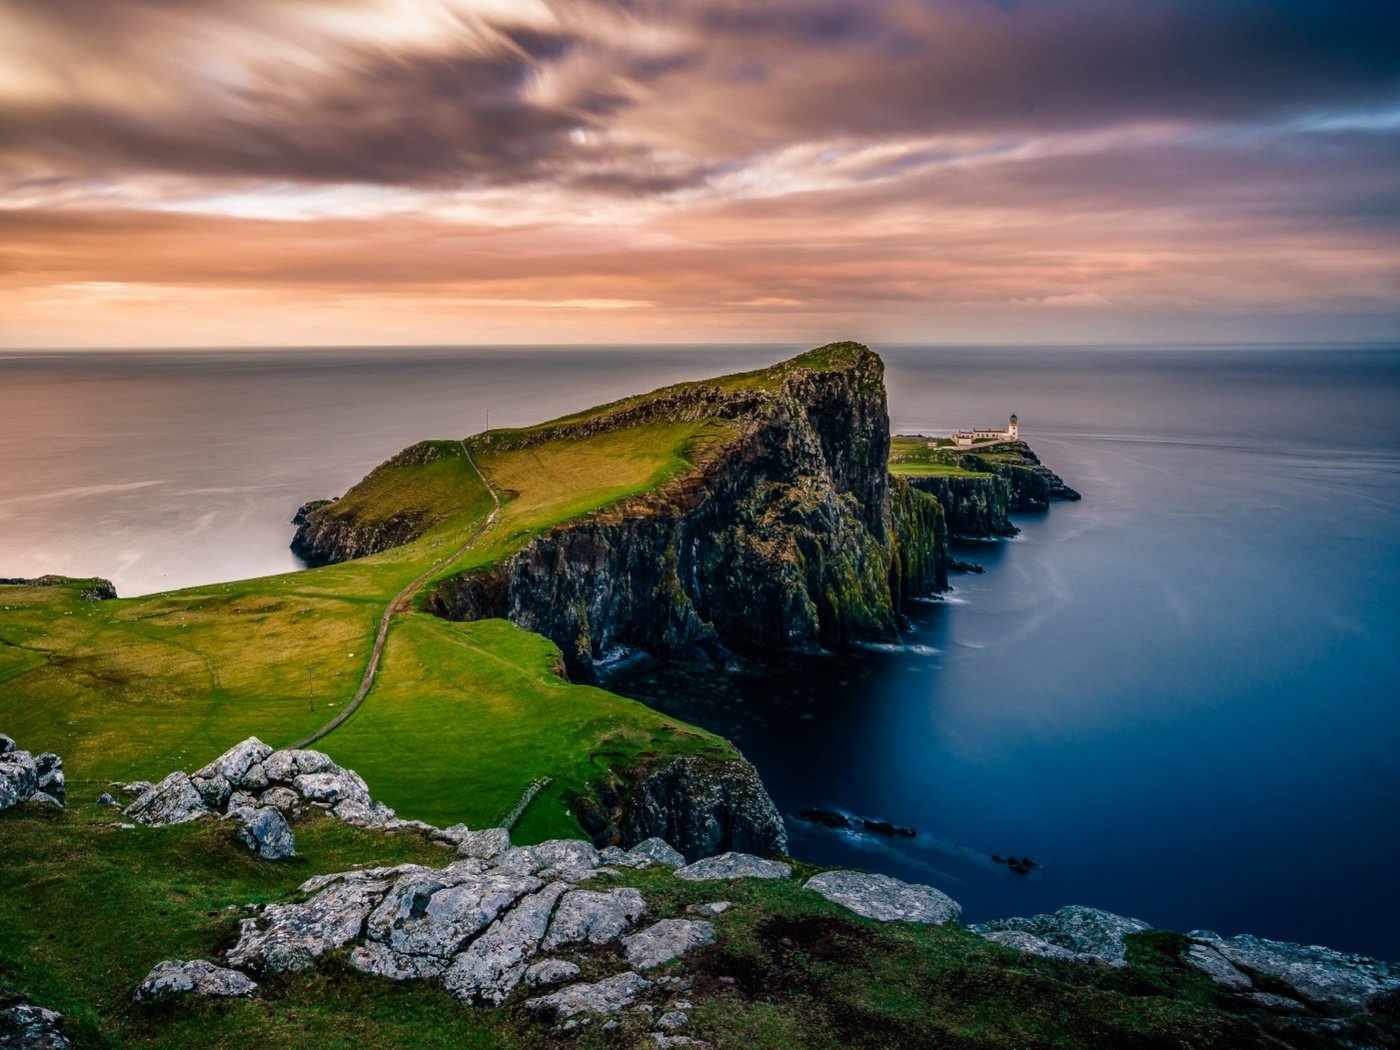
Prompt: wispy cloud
<box><xmin>1</xmin><ymin>0</ymin><xmax>1398</xmax><ymax>345</ymax></box>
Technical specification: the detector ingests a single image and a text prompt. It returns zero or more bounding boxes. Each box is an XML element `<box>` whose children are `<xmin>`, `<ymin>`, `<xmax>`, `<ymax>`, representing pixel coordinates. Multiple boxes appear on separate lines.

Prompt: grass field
<box><xmin>0</xmin><ymin>415</ymin><xmax>736</xmax><ymax>833</ymax></box>
<box><xmin>887</xmin><ymin>436</ymin><xmax>992</xmax><ymax>478</ymax></box>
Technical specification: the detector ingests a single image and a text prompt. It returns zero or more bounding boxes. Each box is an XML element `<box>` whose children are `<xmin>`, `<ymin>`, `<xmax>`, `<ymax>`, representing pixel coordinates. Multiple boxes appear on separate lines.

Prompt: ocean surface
<box><xmin>3</xmin><ymin>344</ymin><xmax>1398</xmax><ymax>957</ymax></box>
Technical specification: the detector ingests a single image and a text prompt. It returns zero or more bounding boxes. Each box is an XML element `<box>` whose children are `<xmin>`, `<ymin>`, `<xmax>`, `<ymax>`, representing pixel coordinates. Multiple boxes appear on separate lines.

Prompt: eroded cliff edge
<box><xmin>424</xmin><ymin>343</ymin><xmax>947</xmax><ymax>681</ymax></box>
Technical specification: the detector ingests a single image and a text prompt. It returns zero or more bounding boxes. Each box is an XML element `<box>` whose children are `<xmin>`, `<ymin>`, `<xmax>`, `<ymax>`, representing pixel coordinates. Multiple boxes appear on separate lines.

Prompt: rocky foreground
<box><xmin>44</xmin><ymin>738</ymin><xmax>1378</xmax><ymax>1046</ymax></box>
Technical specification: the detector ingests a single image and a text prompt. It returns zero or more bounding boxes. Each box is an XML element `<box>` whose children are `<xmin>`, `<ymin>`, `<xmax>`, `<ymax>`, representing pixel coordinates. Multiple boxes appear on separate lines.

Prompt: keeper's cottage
<box><xmin>952</xmin><ymin>414</ymin><xmax>1018</xmax><ymax>448</ymax></box>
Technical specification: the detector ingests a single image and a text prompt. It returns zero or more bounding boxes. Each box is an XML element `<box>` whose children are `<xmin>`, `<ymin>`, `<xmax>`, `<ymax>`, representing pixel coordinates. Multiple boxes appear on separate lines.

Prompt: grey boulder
<box><xmin>0</xmin><ymin>748</ymin><xmax>38</xmax><ymax>811</ymax></box>
<box><xmin>195</xmin><ymin>737</ymin><xmax>273</xmax><ymax>786</ymax></box>
<box><xmin>971</xmin><ymin>906</ymin><xmax>1151</xmax><ymax>968</ymax></box>
<box><xmin>525</xmin><ymin>971</ymin><xmax>655</xmax><ymax>1021</ymax></box>
<box><xmin>629</xmin><ymin>837</ymin><xmax>687</xmax><ymax>868</ymax></box>
<box><xmin>1183</xmin><ymin>941</ymin><xmax>1253</xmax><ymax>991</ymax></box>
<box><xmin>228</xmin><ymin>878</ymin><xmax>391</xmax><ymax>973</ymax></box>
<box><xmin>366</xmin><ymin>870</ymin><xmax>542</xmax><ymax>960</ymax></box>
<box><xmin>293</xmin><ymin>769</ymin><xmax>370</xmax><ymax>807</ymax></box>
<box><xmin>0</xmin><ymin>1000</ymin><xmax>72</xmax><ymax>1050</ymax></box>
<box><xmin>443</xmin><ymin>881</ymin><xmax>572</xmax><ymax>1004</ymax></box>
<box><xmin>33</xmin><ymin>752</ymin><xmax>64</xmax><ymax>805</ymax></box>
<box><xmin>804</xmin><ymin>870</ymin><xmax>960</xmax><ymax>924</ymax></box>
<box><xmin>1190</xmin><ymin>931</ymin><xmax>1400</xmax><ymax>1014</ymax></box>
<box><xmin>542</xmin><ymin>887</ymin><xmax>646</xmax><ymax>949</ymax></box>
<box><xmin>674</xmin><ymin>852</ymin><xmax>791</xmax><ymax>882</ymax></box>
<box><xmin>686</xmin><ymin>902</ymin><xmax>732</xmax><ymax>918</ymax></box>
<box><xmin>133</xmin><ymin>959</ymin><xmax>259</xmax><ymax>1001</ymax></box>
<box><xmin>622</xmin><ymin>919</ymin><xmax>715</xmax><ymax>970</ymax></box>
<box><xmin>235</xmin><ymin>806</ymin><xmax>296</xmax><ymax>860</ymax></box>
<box><xmin>124</xmin><ymin>772</ymin><xmax>212</xmax><ymax>827</ymax></box>
<box><xmin>0</xmin><ymin>733</ymin><xmax>13</xmax><ymax>753</ymax></box>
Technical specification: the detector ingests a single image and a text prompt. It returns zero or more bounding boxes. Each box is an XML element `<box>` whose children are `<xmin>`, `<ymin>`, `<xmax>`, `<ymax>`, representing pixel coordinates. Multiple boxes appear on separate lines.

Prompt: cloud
<box><xmin>1</xmin><ymin>0</ymin><xmax>1399</xmax><ymax>345</ymax></box>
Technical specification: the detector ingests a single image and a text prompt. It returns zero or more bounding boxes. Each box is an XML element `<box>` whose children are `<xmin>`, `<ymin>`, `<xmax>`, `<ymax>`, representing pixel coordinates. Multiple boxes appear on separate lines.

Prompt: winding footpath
<box><xmin>289</xmin><ymin>441</ymin><xmax>500</xmax><ymax>749</ymax></box>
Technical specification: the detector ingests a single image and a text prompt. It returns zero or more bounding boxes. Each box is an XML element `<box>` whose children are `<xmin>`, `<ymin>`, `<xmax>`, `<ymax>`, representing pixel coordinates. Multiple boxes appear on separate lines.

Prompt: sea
<box><xmin>2</xmin><ymin>343</ymin><xmax>1398</xmax><ymax>958</ymax></box>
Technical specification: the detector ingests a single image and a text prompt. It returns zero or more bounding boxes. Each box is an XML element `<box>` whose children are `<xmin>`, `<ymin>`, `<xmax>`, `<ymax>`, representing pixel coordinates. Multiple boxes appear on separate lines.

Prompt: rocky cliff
<box><xmin>291</xmin><ymin>441</ymin><xmax>468</xmax><ymax>566</ymax></box>
<box><xmin>905</xmin><ymin>474</ymin><xmax>1017</xmax><ymax>538</ymax></box>
<box><xmin>954</xmin><ymin>442</ymin><xmax>1081</xmax><ymax>509</ymax></box>
<box><xmin>426</xmin><ymin>344</ymin><xmax>946</xmax><ymax>680</ymax></box>
<box><xmin>573</xmin><ymin>754</ymin><xmax>789</xmax><ymax>862</ymax></box>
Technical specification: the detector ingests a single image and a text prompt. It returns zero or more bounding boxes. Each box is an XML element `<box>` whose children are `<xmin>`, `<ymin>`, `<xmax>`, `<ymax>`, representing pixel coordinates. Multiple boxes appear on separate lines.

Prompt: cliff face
<box><xmin>425</xmin><ymin>345</ymin><xmax>947</xmax><ymax>680</ymax></box>
<box><xmin>956</xmin><ymin>443</ymin><xmax>1081</xmax><ymax>510</ymax></box>
<box><xmin>290</xmin><ymin>442</ymin><xmax>468</xmax><ymax>566</ymax></box>
<box><xmin>905</xmin><ymin>475</ymin><xmax>1017</xmax><ymax>538</ymax></box>
<box><xmin>572</xmin><ymin>754</ymin><xmax>788</xmax><ymax>862</ymax></box>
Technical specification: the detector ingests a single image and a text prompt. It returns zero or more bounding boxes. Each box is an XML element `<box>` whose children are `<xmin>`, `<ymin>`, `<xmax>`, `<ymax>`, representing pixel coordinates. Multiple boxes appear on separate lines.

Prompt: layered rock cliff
<box><xmin>424</xmin><ymin>344</ymin><xmax>947</xmax><ymax>680</ymax></box>
<box><xmin>291</xmin><ymin>441</ymin><xmax>468</xmax><ymax>566</ymax></box>
<box><xmin>952</xmin><ymin>442</ymin><xmax>1081</xmax><ymax>509</ymax></box>
<box><xmin>573</xmin><ymin>754</ymin><xmax>789</xmax><ymax>862</ymax></box>
<box><xmin>905</xmin><ymin>475</ymin><xmax>1017</xmax><ymax>538</ymax></box>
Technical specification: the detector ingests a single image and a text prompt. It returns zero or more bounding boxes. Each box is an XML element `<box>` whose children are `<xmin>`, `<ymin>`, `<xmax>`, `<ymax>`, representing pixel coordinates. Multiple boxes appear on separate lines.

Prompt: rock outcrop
<box><xmin>123</xmin><ymin>737</ymin><xmax>395</xmax><ymax>859</ymax></box>
<box><xmin>1188</xmin><ymin>931</ymin><xmax>1400</xmax><ymax>1015</ymax></box>
<box><xmin>0</xmin><ymin>999</ymin><xmax>71</xmax><ymax>1049</ymax></box>
<box><xmin>290</xmin><ymin>442</ymin><xmax>466</xmax><ymax>565</ymax></box>
<box><xmin>422</xmin><ymin>345</ymin><xmax>945</xmax><ymax>679</ymax></box>
<box><xmin>0</xmin><ymin>735</ymin><xmax>65</xmax><ymax>812</ymax></box>
<box><xmin>949</xmin><ymin>442</ymin><xmax>1080</xmax><ymax>509</ymax></box>
<box><xmin>583</xmin><ymin>754</ymin><xmax>788</xmax><ymax>863</ymax></box>
<box><xmin>674</xmin><ymin>852</ymin><xmax>791</xmax><ymax>882</ymax></box>
<box><xmin>803</xmin><ymin>870</ymin><xmax>961</xmax><ymax>924</ymax></box>
<box><xmin>905</xmin><ymin>474</ymin><xmax>1017</xmax><ymax>538</ymax></box>
<box><xmin>133</xmin><ymin>959</ymin><xmax>259</xmax><ymax>1001</ymax></box>
<box><xmin>972</xmin><ymin>906</ymin><xmax>1151</xmax><ymax>968</ymax></box>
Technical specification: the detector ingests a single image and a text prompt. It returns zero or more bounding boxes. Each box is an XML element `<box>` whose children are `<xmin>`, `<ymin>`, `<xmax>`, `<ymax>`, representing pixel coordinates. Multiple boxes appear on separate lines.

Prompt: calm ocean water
<box><xmin>3</xmin><ymin>344</ymin><xmax>1398</xmax><ymax>956</ymax></box>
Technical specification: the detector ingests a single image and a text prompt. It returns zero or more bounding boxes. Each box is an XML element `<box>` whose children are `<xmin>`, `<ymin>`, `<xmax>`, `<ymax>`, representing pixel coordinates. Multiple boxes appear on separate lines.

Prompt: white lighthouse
<box><xmin>1008</xmin><ymin>413</ymin><xmax>1019</xmax><ymax>440</ymax></box>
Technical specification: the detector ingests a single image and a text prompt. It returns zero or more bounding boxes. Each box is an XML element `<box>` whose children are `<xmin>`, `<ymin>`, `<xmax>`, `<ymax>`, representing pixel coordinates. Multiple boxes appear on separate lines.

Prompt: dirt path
<box><xmin>289</xmin><ymin>441</ymin><xmax>500</xmax><ymax>749</ymax></box>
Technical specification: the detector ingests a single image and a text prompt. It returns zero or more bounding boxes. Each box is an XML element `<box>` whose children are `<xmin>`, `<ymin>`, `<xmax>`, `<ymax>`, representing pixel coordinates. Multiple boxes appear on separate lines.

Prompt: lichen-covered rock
<box><xmin>333</xmin><ymin>799</ymin><xmax>395</xmax><ymax>829</ymax></box>
<box><xmin>124</xmin><ymin>772</ymin><xmax>212</xmax><ymax>826</ymax></box>
<box><xmin>262</xmin><ymin>748</ymin><xmax>335</xmax><ymax>782</ymax></box>
<box><xmin>0</xmin><ymin>1000</ymin><xmax>71</xmax><ymax>1049</ymax></box>
<box><xmin>629</xmin><ymin>837</ymin><xmax>687</xmax><ymax>868</ymax></box>
<box><xmin>1183</xmin><ymin>941</ymin><xmax>1254</xmax><ymax>991</ymax></box>
<box><xmin>0</xmin><ymin>747</ymin><xmax>39</xmax><ymax>811</ymax></box>
<box><xmin>190</xmin><ymin>772</ymin><xmax>232</xmax><ymax>810</ymax></box>
<box><xmin>443</xmin><ymin>881</ymin><xmax>572</xmax><ymax>1004</ymax></box>
<box><xmin>525</xmin><ymin>971</ymin><xmax>655</xmax><ymax>1021</ymax></box>
<box><xmin>348</xmin><ymin>942</ymin><xmax>447</xmax><ymax>981</ymax></box>
<box><xmin>674</xmin><ymin>852</ymin><xmax>791</xmax><ymax>882</ymax></box>
<box><xmin>971</xmin><ymin>906</ymin><xmax>1150</xmax><ymax>968</ymax></box>
<box><xmin>228</xmin><ymin>879</ymin><xmax>390</xmax><ymax>973</ymax></box>
<box><xmin>365</xmin><ymin>871</ymin><xmax>542</xmax><ymax>959</ymax></box>
<box><xmin>33</xmin><ymin>753</ymin><xmax>64</xmax><ymax>805</ymax></box>
<box><xmin>133</xmin><ymin>959</ymin><xmax>259</xmax><ymax>1001</ymax></box>
<box><xmin>455</xmin><ymin>827</ymin><xmax>511</xmax><ymax>859</ymax></box>
<box><xmin>542</xmin><ymin>887</ymin><xmax>646</xmax><ymax>949</ymax></box>
<box><xmin>525</xmin><ymin>959</ymin><xmax>581</xmax><ymax>988</ymax></box>
<box><xmin>803</xmin><ymin>870</ymin><xmax>960</xmax><ymax>924</ymax></box>
<box><xmin>293</xmin><ymin>769</ymin><xmax>371</xmax><ymax>807</ymax></box>
<box><xmin>1190</xmin><ymin>931</ymin><xmax>1400</xmax><ymax>1014</ymax></box>
<box><xmin>195</xmin><ymin>737</ymin><xmax>273</xmax><ymax>788</ymax></box>
<box><xmin>235</xmin><ymin>806</ymin><xmax>296</xmax><ymax>860</ymax></box>
<box><xmin>622</xmin><ymin>919</ymin><xmax>715</xmax><ymax>970</ymax></box>
<box><xmin>600</xmin><ymin>846</ymin><xmax>653</xmax><ymax>869</ymax></box>
<box><xmin>259</xmin><ymin>786</ymin><xmax>301</xmax><ymax>813</ymax></box>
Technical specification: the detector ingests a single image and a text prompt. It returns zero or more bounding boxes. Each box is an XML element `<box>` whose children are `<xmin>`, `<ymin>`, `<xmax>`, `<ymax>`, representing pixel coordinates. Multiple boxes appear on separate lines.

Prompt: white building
<box><xmin>951</xmin><ymin>414</ymin><xmax>1018</xmax><ymax>448</ymax></box>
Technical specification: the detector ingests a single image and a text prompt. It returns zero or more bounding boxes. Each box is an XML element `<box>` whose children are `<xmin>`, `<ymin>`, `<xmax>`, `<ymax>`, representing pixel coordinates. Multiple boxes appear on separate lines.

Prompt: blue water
<box><xmin>3</xmin><ymin>344</ymin><xmax>1398</xmax><ymax>957</ymax></box>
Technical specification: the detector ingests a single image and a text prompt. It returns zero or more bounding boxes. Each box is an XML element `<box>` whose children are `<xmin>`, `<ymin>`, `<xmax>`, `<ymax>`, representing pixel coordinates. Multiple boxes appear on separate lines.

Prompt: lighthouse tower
<box><xmin>1007</xmin><ymin>414</ymin><xmax>1019</xmax><ymax>440</ymax></box>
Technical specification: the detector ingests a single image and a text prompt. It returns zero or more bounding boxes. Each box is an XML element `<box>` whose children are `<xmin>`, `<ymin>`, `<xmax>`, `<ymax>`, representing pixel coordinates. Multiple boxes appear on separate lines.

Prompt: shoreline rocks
<box><xmin>803</xmin><ymin>870</ymin><xmax>961</xmax><ymax>925</ymax></box>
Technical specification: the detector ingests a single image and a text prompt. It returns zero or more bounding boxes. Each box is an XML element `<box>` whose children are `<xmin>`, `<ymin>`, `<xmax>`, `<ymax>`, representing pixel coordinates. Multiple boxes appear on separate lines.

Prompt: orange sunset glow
<box><xmin>2</xmin><ymin>0</ymin><xmax>1398</xmax><ymax>347</ymax></box>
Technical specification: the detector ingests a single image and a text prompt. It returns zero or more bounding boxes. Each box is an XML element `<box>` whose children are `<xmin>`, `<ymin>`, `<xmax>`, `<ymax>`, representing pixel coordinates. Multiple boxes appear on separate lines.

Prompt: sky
<box><xmin>2</xmin><ymin>0</ymin><xmax>1398</xmax><ymax>348</ymax></box>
